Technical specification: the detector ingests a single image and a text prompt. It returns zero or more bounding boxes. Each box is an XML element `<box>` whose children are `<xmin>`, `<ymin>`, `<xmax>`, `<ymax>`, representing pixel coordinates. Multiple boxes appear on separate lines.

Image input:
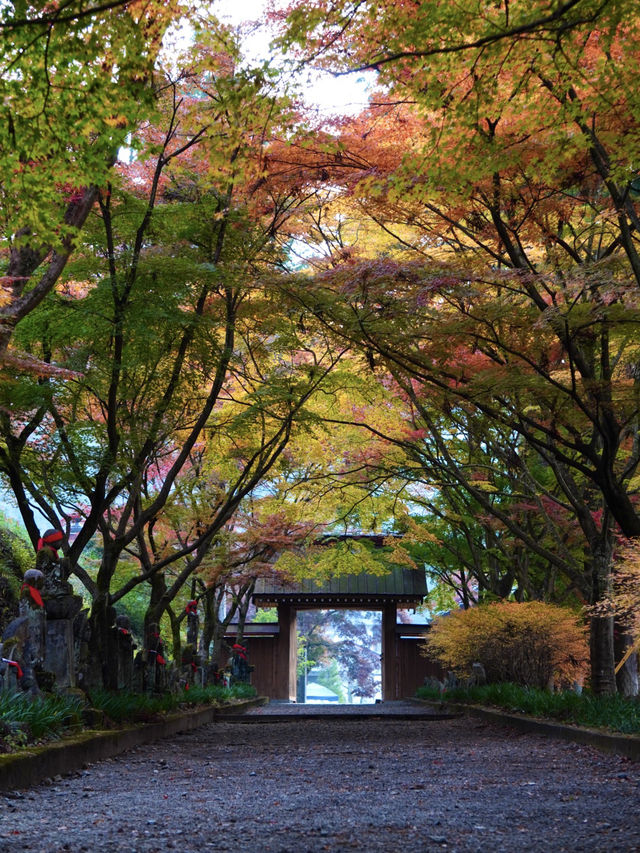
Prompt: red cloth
<box><xmin>3</xmin><ymin>659</ymin><xmax>23</xmax><ymax>680</ymax></box>
<box><xmin>37</xmin><ymin>529</ymin><xmax>64</xmax><ymax>553</ymax></box>
<box><xmin>21</xmin><ymin>584</ymin><xmax>43</xmax><ymax>607</ymax></box>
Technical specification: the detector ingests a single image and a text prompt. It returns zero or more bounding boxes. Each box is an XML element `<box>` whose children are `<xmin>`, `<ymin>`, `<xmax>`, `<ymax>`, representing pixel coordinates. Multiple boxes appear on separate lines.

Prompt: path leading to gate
<box><xmin>1</xmin><ymin>701</ymin><xmax>639</xmax><ymax>852</ymax></box>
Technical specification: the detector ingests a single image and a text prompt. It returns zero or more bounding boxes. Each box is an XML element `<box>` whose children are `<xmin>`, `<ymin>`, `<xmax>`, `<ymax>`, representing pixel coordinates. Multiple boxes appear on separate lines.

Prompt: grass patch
<box><xmin>88</xmin><ymin>683</ymin><xmax>257</xmax><ymax>724</ymax></box>
<box><xmin>415</xmin><ymin>682</ymin><xmax>640</xmax><ymax>734</ymax></box>
<box><xmin>0</xmin><ymin>683</ymin><xmax>257</xmax><ymax>753</ymax></box>
<box><xmin>0</xmin><ymin>691</ymin><xmax>85</xmax><ymax>750</ymax></box>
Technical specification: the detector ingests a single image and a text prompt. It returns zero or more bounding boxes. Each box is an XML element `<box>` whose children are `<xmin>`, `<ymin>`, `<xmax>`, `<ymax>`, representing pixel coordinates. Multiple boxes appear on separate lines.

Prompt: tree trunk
<box><xmin>87</xmin><ymin>552</ymin><xmax>119</xmax><ymax>690</ymax></box>
<box><xmin>198</xmin><ymin>583</ymin><xmax>215</xmax><ymax>663</ymax></box>
<box><xmin>168</xmin><ymin>608</ymin><xmax>182</xmax><ymax>663</ymax></box>
<box><xmin>144</xmin><ymin>571</ymin><xmax>168</xmax><ymax>647</ymax></box>
<box><xmin>233</xmin><ymin>581</ymin><xmax>255</xmax><ymax>647</ymax></box>
<box><xmin>614</xmin><ymin>625</ymin><xmax>639</xmax><ymax>697</ymax></box>
<box><xmin>590</xmin><ymin>613</ymin><xmax>616</xmax><ymax>695</ymax></box>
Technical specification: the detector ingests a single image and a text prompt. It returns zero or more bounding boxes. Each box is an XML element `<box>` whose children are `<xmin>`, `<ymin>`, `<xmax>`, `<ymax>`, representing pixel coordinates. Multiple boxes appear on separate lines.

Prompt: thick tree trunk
<box><xmin>233</xmin><ymin>581</ymin><xmax>255</xmax><ymax>647</ymax></box>
<box><xmin>589</xmin><ymin>613</ymin><xmax>616</xmax><ymax>695</ymax></box>
<box><xmin>86</xmin><ymin>543</ymin><xmax>122</xmax><ymax>690</ymax></box>
<box><xmin>168</xmin><ymin>609</ymin><xmax>182</xmax><ymax>662</ymax></box>
<box><xmin>88</xmin><ymin>593</ymin><xmax>118</xmax><ymax>690</ymax></box>
<box><xmin>144</xmin><ymin>571</ymin><xmax>167</xmax><ymax>646</ymax></box>
<box><xmin>589</xmin><ymin>542</ymin><xmax>616</xmax><ymax>695</ymax></box>
<box><xmin>210</xmin><ymin>622</ymin><xmax>230</xmax><ymax>672</ymax></box>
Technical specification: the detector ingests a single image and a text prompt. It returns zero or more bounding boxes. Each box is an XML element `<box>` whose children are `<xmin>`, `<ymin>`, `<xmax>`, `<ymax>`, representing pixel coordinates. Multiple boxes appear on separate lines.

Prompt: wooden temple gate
<box><xmin>227</xmin><ymin>567</ymin><xmax>444</xmax><ymax>701</ymax></box>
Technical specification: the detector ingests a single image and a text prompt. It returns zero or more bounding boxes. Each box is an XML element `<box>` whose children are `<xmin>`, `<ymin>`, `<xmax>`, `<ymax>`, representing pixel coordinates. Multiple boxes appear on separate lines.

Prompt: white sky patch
<box><xmin>213</xmin><ymin>0</ymin><xmax>375</xmax><ymax>117</ymax></box>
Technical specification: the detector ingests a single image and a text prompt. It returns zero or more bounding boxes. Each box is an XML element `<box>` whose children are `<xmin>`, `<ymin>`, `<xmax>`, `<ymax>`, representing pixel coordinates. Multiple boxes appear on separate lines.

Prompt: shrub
<box><xmin>422</xmin><ymin>601</ymin><xmax>589</xmax><ymax>689</ymax></box>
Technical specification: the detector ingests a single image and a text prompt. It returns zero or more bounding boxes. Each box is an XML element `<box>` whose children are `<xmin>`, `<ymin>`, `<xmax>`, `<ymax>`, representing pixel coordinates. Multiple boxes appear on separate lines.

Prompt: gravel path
<box><xmin>1</xmin><ymin>702</ymin><xmax>639</xmax><ymax>852</ymax></box>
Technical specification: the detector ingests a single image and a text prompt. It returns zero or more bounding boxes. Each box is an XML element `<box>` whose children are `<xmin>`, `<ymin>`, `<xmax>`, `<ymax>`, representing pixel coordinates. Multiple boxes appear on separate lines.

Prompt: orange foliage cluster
<box><xmin>423</xmin><ymin>601</ymin><xmax>589</xmax><ymax>690</ymax></box>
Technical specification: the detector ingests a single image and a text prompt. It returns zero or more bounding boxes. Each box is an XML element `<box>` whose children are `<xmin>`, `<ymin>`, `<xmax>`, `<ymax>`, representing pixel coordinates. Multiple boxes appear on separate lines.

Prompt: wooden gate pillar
<box><xmin>381</xmin><ymin>602</ymin><xmax>397</xmax><ymax>701</ymax></box>
<box><xmin>274</xmin><ymin>603</ymin><xmax>297</xmax><ymax>701</ymax></box>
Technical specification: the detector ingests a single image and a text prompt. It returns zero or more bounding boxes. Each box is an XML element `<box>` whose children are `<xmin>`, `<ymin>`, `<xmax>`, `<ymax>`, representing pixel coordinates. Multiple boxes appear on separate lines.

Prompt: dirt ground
<box><xmin>1</xmin><ymin>702</ymin><xmax>639</xmax><ymax>852</ymax></box>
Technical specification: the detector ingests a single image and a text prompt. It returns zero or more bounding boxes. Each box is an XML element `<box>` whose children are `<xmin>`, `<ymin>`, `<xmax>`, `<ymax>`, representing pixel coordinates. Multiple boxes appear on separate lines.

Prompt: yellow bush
<box><xmin>422</xmin><ymin>601</ymin><xmax>589</xmax><ymax>689</ymax></box>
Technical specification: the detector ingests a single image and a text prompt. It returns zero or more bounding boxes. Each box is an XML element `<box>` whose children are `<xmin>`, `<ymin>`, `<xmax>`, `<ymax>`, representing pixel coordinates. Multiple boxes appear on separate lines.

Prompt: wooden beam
<box><xmin>273</xmin><ymin>603</ymin><xmax>297</xmax><ymax>701</ymax></box>
<box><xmin>381</xmin><ymin>602</ymin><xmax>397</xmax><ymax>701</ymax></box>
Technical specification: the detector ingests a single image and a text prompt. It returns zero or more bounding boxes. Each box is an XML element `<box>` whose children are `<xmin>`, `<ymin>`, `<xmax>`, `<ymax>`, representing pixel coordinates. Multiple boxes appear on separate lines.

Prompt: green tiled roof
<box><xmin>253</xmin><ymin>565</ymin><xmax>427</xmax><ymax>608</ymax></box>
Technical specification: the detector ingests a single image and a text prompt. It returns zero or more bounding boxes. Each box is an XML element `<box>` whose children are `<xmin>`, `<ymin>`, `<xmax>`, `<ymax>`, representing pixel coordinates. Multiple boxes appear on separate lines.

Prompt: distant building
<box><xmin>305</xmin><ymin>681</ymin><xmax>340</xmax><ymax>703</ymax></box>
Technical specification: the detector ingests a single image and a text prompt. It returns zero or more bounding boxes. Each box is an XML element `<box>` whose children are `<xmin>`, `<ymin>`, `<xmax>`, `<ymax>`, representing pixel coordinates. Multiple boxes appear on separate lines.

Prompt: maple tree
<box><xmin>0</xmin><ymin>0</ymin><xmax>182</xmax><ymax>358</ymax></box>
<box><xmin>0</xmin><ymin>32</ymin><xmax>350</xmax><ymax>686</ymax></box>
<box><xmin>284</xmin><ymin>353</ymin><xmax>595</xmax><ymax>614</ymax></box>
<box><xmin>5</xmin><ymin>0</ymin><xmax>640</xmax><ymax>699</ymax></box>
<box><xmin>284</xmin><ymin>261</ymin><xmax>634</xmax><ymax>691</ymax></box>
<box><xmin>272</xmin><ymin>0</ymin><xmax>640</xmax><ymax>694</ymax></box>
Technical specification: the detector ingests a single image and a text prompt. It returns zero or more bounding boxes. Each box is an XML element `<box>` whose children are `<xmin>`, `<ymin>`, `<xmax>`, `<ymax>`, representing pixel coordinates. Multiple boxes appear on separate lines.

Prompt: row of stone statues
<box><xmin>0</xmin><ymin>529</ymin><xmax>253</xmax><ymax>695</ymax></box>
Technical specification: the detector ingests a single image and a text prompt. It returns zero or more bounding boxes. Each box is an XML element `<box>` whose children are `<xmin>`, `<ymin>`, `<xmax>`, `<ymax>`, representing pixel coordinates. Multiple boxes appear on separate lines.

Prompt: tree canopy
<box><xmin>2</xmin><ymin>0</ymin><xmax>640</xmax><ymax>695</ymax></box>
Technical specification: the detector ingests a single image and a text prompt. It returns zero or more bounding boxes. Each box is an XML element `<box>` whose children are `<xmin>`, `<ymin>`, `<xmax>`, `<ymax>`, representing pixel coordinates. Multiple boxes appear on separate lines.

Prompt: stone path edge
<box><xmin>217</xmin><ymin>710</ymin><xmax>460</xmax><ymax>723</ymax></box>
<box><xmin>412</xmin><ymin>698</ymin><xmax>640</xmax><ymax>761</ymax></box>
<box><xmin>0</xmin><ymin>696</ymin><xmax>268</xmax><ymax>792</ymax></box>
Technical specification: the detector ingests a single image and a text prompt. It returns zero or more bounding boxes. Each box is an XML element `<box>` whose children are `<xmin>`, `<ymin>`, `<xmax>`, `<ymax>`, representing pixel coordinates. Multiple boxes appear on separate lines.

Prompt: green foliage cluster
<box><xmin>0</xmin><ymin>0</ymin><xmax>164</xmax><ymax>248</ymax></box>
<box><xmin>0</xmin><ymin>518</ymin><xmax>34</xmax><ymax>632</ymax></box>
<box><xmin>415</xmin><ymin>682</ymin><xmax>640</xmax><ymax>736</ymax></box>
<box><xmin>0</xmin><ymin>691</ymin><xmax>84</xmax><ymax>750</ymax></box>
<box><xmin>313</xmin><ymin>659</ymin><xmax>346</xmax><ymax>703</ymax></box>
<box><xmin>0</xmin><ymin>516</ymin><xmax>32</xmax><ymax>580</ymax></box>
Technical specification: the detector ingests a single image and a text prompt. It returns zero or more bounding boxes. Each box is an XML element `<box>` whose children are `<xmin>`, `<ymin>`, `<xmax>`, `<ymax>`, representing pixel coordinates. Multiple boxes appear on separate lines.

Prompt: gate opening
<box><xmin>296</xmin><ymin>609</ymin><xmax>381</xmax><ymax>704</ymax></box>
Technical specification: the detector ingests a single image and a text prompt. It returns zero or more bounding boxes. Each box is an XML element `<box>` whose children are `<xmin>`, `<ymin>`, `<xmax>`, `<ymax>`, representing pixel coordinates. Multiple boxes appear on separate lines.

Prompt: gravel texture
<box><xmin>1</xmin><ymin>701</ymin><xmax>639</xmax><ymax>852</ymax></box>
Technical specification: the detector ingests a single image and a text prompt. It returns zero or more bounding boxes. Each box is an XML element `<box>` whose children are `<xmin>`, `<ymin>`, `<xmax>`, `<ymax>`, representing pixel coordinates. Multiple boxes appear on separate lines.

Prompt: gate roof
<box><xmin>252</xmin><ymin>566</ymin><xmax>427</xmax><ymax>609</ymax></box>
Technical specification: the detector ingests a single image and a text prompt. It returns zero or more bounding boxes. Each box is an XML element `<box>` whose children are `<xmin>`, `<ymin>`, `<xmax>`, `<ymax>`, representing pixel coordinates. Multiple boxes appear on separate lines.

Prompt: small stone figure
<box><xmin>0</xmin><ymin>642</ymin><xmax>23</xmax><ymax>689</ymax></box>
<box><xmin>115</xmin><ymin>614</ymin><xmax>136</xmax><ymax>691</ymax></box>
<box><xmin>36</xmin><ymin>529</ymin><xmax>73</xmax><ymax>602</ymax></box>
<box><xmin>230</xmin><ymin>643</ymin><xmax>253</xmax><ymax>684</ymax></box>
<box><xmin>180</xmin><ymin>643</ymin><xmax>200</xmax><ymax>690</ymax></box>
<box><xmin>185</xmin><ymin>600</ymin><xmax>199</xmax><ymax>648</ymax></box>
<box><xmin>21</xmin><ymin>568</ymin><xmax>45</xmax><ymax>610</ymax></box>
<box><xmin>146</xmin><ymin>626</ymin><xmax>166</xmax><ymax>666</ymax></box>
<box><xmin>471</xmin><ymin>662</ymin><xmax>487</xmax><ymax>686</ymax></box>
<box><xmin>144</xmin><ymin>623</ymin><xmax>167</xmax><ymax>693</ymax></box>
<box><xmin>1</xmin><ymin>566</ymin><xmax>48</xmax><ymax>693</ymax></box>
<box><xmin>2</xmin><ymin>610</ymin><xmax>43</xmax><ymax>695</ymax></box>
<box><xmin>116</xmin><ymin>613</ymin><xmax>132</xmax><ymax>637</ymax></box>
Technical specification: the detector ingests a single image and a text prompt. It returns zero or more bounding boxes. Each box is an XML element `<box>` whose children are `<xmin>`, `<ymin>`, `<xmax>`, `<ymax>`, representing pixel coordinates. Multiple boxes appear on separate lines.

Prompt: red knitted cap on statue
<box><xmin>37</xmin><ymin>529</ymin><xmax>64</xmax><ymax>551</ymax></box>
